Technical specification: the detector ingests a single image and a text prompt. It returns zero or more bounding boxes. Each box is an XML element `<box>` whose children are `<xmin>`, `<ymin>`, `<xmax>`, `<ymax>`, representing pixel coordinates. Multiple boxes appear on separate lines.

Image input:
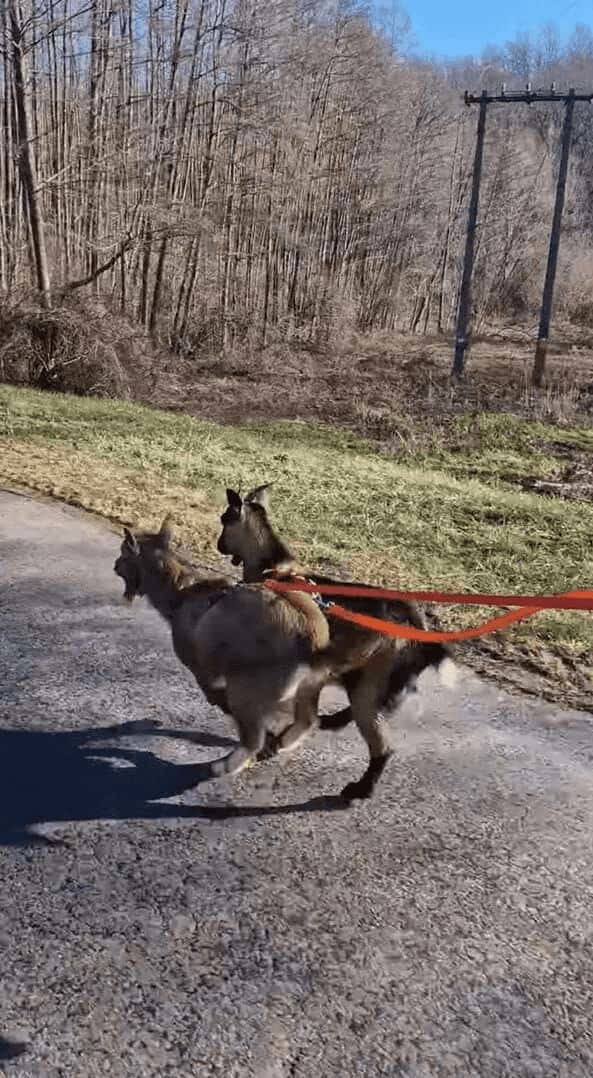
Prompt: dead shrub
<box><xmin>567</xmin><ymin>295</ymin><xmax>593</xmax><ymax>329</ymax></box>
<box><xmin>0</xmin><ymin>299</ymin><xmax>152</xmax><ymax>398</ymax></box>
<box><xmin>557</xmin><ymin>248</ymin><xmax>593</xmax><ymax>329</ymax></box>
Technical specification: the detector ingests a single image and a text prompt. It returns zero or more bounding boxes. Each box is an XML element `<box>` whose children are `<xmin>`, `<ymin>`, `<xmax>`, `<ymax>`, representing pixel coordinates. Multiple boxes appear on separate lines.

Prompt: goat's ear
<box><xmin>245</xmin><ymin>483</ymin><xmax>270</xmax><ymax>509</ymax></box>
<box><xmin>123</xmin><ymin>527</ymin><xmax>139</xmax><ymax>554</ymax></box>
<box><xmin>226</xmin><ymin>488</ymin><xmax>243</xmax><ymax>510</ymax></box>
<box><xmin>158</xmin><ymin>514</ymin><xmax>173</xmax><ymax>547</ymax></box>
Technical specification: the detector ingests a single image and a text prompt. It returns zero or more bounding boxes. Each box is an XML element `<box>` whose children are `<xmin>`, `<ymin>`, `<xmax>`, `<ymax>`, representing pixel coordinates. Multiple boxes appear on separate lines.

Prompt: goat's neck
<box><xmin>241</xmin><ymin>532</ymin><xmax>298</xmax><ymax>583</ymax></box>
<box><xmin>140</xmin><ymin>555</ymin><xmax>198</xmax><ymax>622</ymax></box>
<box><xmin>140</xmin><ymin>573</ymin><xmax>180</xmax><ymax>622</ymax></box>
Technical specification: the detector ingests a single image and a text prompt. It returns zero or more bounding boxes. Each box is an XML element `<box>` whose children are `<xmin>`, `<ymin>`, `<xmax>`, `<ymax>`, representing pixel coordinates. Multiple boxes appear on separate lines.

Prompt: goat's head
<box><xmin>216</xmin><ymin>485</ymin><xmax>271</xmax><ymax>567</ymax></box>
<box><xmin>113</xmin><ymin>516</ymin><xmax>172</xmax><ymax>601</ymax></box>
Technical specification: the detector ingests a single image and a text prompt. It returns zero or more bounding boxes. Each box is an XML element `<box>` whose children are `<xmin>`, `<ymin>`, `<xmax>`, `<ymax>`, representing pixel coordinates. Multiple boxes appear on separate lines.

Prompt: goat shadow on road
<box><xmin>0</xmin><ymin>1036</ymin><xmax>28</xmax><ymax>1063</ymax></box>
<box><xmin>0</xmin><ymin>720</ymin><xmax>348</xmax><ymax>847</ymax></box>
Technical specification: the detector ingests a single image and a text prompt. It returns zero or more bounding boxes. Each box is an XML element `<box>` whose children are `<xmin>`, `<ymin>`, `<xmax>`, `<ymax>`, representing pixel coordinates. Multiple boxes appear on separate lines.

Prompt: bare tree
<box><xmin>1</xmin><ymin>0</ymin><xmax>592</xmax><ymax>348</ymax></box>
<box><xmin>8</xmin><ymin>0</ymin><xmax>52</xmax><ymax>307</ymax></box>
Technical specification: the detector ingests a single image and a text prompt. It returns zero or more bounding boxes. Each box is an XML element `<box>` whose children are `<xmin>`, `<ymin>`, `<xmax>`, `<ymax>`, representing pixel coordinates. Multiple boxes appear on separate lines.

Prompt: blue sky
<box><xmin>405</xmin><ymin>0</ymin><xmax>590</xmax><ymax>57</ymax></box>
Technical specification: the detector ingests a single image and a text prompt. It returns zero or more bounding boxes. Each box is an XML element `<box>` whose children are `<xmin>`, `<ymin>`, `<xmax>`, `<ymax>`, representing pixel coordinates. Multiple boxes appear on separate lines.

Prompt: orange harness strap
<box><xmin>264</xmin><ymin>580</ymin><xmax>593</xmax><ymax>643</ymax></box>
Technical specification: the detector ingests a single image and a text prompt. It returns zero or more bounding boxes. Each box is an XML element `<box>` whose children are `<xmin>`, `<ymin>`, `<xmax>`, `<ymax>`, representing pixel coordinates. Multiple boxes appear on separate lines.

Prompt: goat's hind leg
<box><xmin>340</xmin><ymin>657</ymin><xmax>394</xmax><ymax>802</ymax></box>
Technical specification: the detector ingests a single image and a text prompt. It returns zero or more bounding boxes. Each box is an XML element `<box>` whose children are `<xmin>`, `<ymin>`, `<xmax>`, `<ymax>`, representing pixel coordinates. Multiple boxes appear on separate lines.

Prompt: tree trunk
<box><xmin>9</xmin><ymin>0</ymin><xmax>52</xmax><ymax>307</ymax></box>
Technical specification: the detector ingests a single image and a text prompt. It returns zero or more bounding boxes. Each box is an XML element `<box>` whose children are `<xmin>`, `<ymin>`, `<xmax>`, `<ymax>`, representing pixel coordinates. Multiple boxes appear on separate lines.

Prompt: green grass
<box><xmin>1</xmin><ymin>384</ymin><xmax>593</xmax><ymax>660</ymax></box>
<box><xmin>426</xmin><ymin>412</ymin><xmax>593</xmax><ymax>483</ymax></box>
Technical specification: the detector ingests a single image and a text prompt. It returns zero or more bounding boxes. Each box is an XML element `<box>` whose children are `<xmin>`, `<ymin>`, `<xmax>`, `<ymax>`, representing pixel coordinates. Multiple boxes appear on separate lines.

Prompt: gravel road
<box><xmin>1</xmin><ymin>487</ymin><xmax>593</xmax><ymax>1078</ymax></box>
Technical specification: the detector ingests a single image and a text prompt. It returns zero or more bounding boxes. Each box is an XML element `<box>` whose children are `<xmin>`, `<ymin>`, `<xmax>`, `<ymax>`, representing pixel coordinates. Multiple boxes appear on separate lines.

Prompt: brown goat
<box><xmin>113</xmin><ymin>518</ymin><xmax>361</xmax><ymax>789</ymax></box>
<box><xmin>216</xmin><ymin>485</ymin><xmax>457</xmax><ymax>800</ymax></box>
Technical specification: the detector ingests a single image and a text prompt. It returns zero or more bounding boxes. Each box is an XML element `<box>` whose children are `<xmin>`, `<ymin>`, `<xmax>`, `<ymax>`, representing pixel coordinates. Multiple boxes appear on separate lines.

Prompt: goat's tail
<box><xmin>382</xmin><ymin>641</ymin><xmax>457</xmax><ymax>710</ymax></box>
<box><xmin>319</xmin><ymin>642</ymin><xmax>457</xmax><ymax>732</ymax></box>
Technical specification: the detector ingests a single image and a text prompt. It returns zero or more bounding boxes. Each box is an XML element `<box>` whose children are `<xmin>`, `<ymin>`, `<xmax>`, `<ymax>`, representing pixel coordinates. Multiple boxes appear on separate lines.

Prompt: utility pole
<box><xmin>452</xmin><ymin>90</ymin><xmax>488</xmax><ymax>378</ymax></box>
<box><xmin>451</xmin><ymin>87</ymin><xmax>593</xmax><ymax>382</ymax></box>
<box><xmin>533</xmin><ymin>90</ymin><xmax>575</xmax><ymax>388</ymax></box>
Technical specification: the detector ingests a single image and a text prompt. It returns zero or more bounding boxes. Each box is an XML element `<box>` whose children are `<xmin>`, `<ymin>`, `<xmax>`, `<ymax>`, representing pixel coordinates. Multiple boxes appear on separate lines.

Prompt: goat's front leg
<box><xmin>276</xmin><ymin>671</ymin><xmax>328</xmax><ymax>753</ymax></box>
<box><xmin>199</xmin><ymin>675</ymin><xmax>230</xmax><ymax>713</ymax></box>
<box><xmin>209</xmin><ymin>705</ymin><xmax>267</xmax><ymax>778</ymax></box>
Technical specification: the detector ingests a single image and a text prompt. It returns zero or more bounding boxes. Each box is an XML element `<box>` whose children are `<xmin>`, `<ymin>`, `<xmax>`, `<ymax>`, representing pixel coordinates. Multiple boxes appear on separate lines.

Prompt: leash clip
<box><xmin>308</xmin><ymin>579</ymin><xmax>334</xmax><ymax>612</ymax></box>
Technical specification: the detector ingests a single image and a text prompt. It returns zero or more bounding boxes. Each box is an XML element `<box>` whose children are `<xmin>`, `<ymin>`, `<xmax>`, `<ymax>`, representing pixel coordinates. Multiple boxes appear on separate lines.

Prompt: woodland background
<box><xmin>2</xmin><ymin>0</ymin><xmax>593</xmax><ymax>371</ymax></box>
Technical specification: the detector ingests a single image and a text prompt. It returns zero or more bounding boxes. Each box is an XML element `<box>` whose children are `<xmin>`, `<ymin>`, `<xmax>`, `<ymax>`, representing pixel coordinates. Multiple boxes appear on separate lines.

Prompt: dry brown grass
<box><xmin>0</xmin><ymin>440</ymin><xmax>224</xmax><ymax>565</ymax></box>
<box><xmin>155</xmin><ymin>329</ymin><xmax>593</xmax><ymax>450</ymax></box>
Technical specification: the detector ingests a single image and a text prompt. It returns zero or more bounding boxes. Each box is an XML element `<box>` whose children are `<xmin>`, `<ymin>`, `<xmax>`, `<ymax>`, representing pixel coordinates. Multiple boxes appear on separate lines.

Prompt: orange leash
<box><xmin>264</xmin><ymin>580</ymin><xmax>593</xmax><ymax>643</ymax></box>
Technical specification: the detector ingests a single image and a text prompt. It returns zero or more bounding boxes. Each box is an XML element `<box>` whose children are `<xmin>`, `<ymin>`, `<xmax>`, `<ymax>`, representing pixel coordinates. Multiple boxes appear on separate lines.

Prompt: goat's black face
<box><xmin>217</xmin><ymin>501</ymin><xmax>243</xmax><ymax>565</ymax></box>
<box><xmin>114</xmin><ymin>519</ymin><xmax>173</xmax><ymax>599</ymax></box>
<box><xmin>217</xmin><ymin>486</ymin><xmax>270</xmax><ymax>567</ymax></box>
<box><xmin>114</xmin><ymin>549</ymin><xmax>143</xmax><ymax>602</ymax></box>
<box><xmin>114</xmin><ymin>526</ymin><xmax>145</xmax><ymax>601</ymax></box>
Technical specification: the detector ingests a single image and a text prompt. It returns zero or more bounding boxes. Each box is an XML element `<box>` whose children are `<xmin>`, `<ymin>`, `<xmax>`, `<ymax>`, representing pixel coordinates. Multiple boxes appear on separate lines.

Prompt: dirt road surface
<box><xmin>1</xmin><ymin>488</ymin><xmax>593</xmax><ymax>1077</ymax></box>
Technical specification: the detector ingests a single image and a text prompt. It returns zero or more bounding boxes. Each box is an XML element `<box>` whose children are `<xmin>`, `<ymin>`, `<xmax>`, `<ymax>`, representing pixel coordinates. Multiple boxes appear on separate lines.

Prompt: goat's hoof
<box><xmin>209</xmin><ymin>757</ymin><xmax>227</xmax><ymax>778</ymax></box>
<box><xmin>210</xmin><ymin>748</ymin><xmax>254</xmax><ymax>778</ymax></box>
<box><xmin>340</xmin><ymin>752</ymin><xmax>392</xmax><ymax>802</ymax></box>
<box><xmin>277</xmin><ymin>722</ymin><xmax>312</xmax><ymax>754</ymax></box>
<box><xmin>339</xmin><ymin>779</ymin><xmax>373</xmax><ymax>802</ymax></box>
<box><xmin>319</xmin><ymin>708</ymin><xmax>352</xmax><ymax>732</ymax></box>
<box><xmin>256</xmin><ymin>732</ymin><xmax>280</xmax><ymax>761</ymax></box>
